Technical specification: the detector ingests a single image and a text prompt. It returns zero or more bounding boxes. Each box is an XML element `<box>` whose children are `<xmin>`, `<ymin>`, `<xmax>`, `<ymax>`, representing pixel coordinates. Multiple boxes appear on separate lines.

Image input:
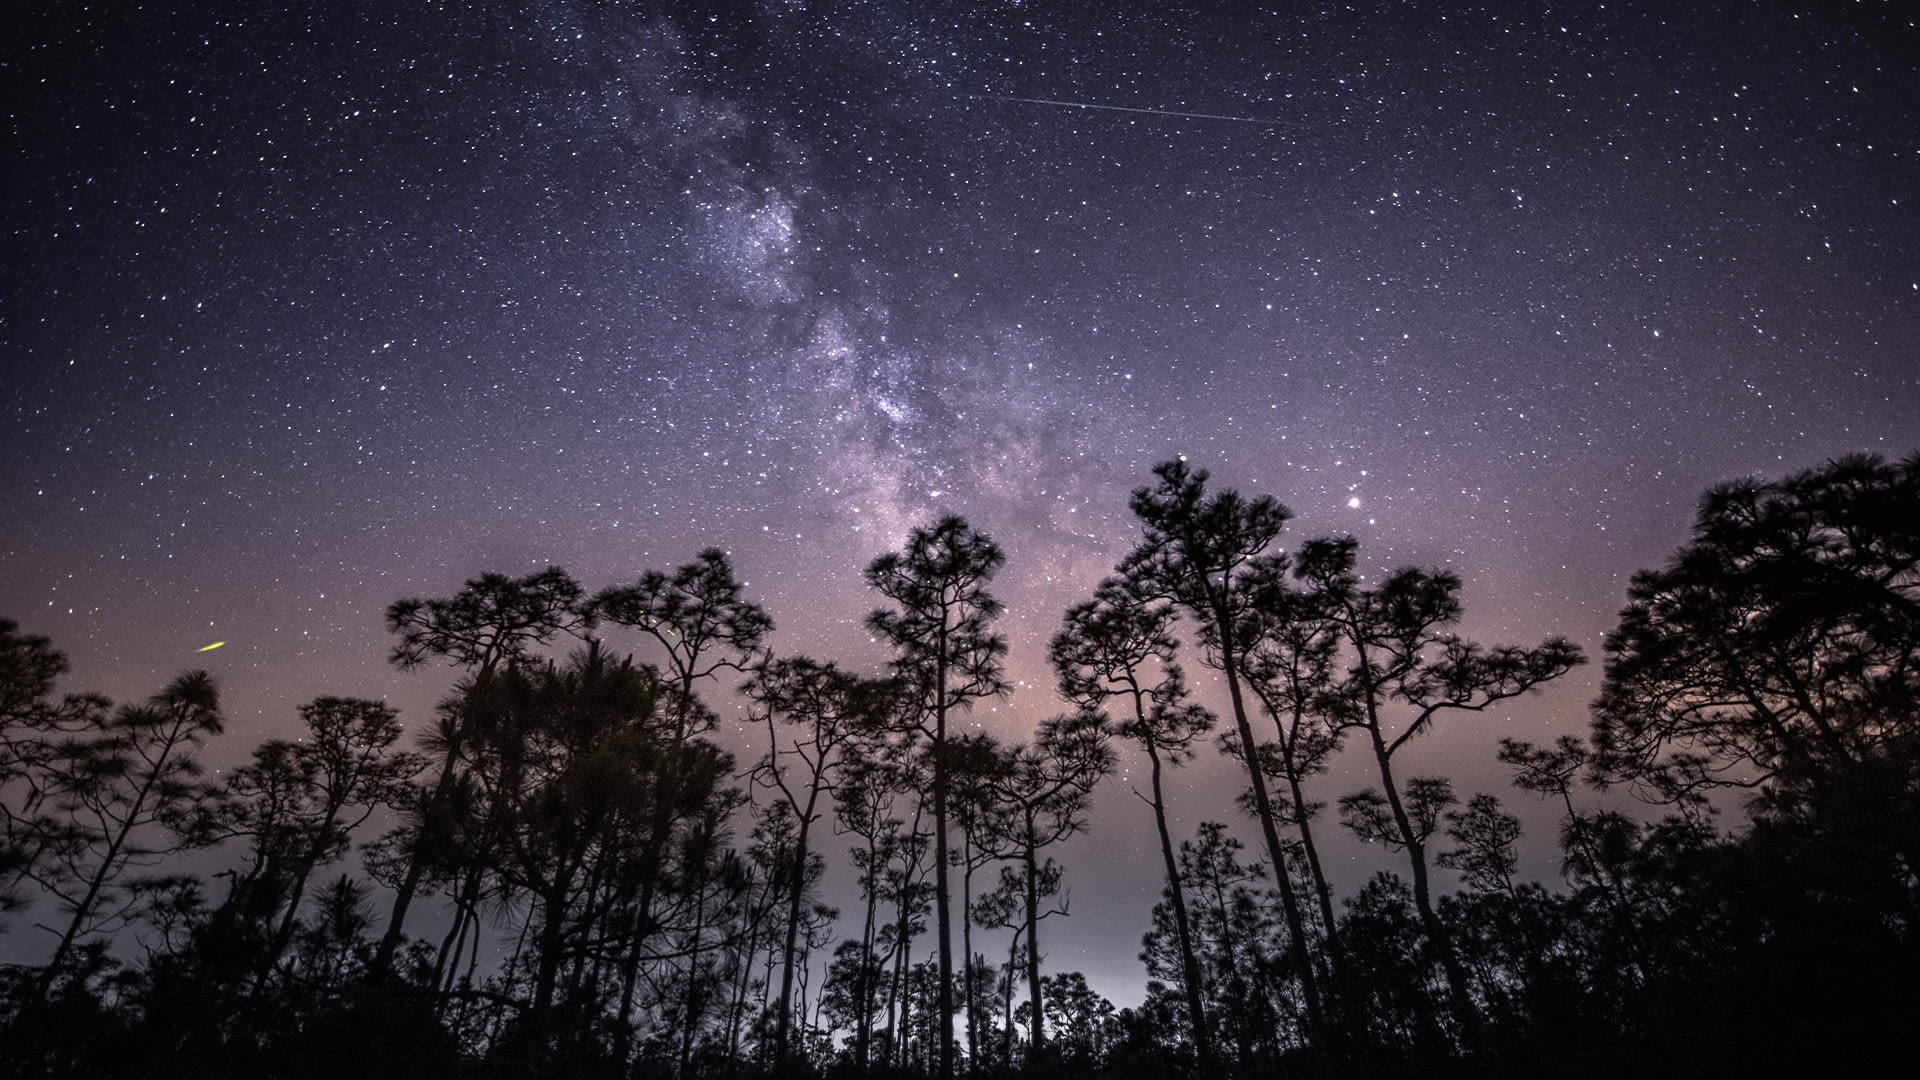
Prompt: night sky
<box><xmin>6</xmin><ymin>2</ymin><xmax>1918</xmax><ymax>1002</ymax></box>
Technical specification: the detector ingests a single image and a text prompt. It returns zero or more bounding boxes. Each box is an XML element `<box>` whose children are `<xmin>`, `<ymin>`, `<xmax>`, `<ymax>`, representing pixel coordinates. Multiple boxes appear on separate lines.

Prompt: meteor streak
<box><xmin>198</xmin><ymin>641</ymin><xmax>225</xmax><ymax>651</ymax></box>
<box><xmin>971</xmin><ymin>94</ymin><xmax>1283</xmax><ymax>126</ymax></box>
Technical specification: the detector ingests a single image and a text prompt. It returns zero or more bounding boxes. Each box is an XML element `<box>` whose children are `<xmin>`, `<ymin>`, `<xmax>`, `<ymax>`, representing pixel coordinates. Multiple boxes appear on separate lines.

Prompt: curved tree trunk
<box><xmin>1367</xmin><ymin>726</ymin><xmax>1482</xmax><ymax>1052</ymax></box>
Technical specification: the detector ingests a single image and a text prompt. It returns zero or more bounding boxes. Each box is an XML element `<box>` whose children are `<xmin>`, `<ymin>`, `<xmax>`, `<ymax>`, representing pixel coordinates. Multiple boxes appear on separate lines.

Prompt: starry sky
<box><xmin>6</xmin><ymin>2</ymin><xmax>1919</xmax><ymax>1002</ymax></box>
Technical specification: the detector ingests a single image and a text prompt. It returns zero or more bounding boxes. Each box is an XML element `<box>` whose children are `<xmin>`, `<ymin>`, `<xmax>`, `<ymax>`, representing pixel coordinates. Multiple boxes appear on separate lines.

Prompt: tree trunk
<box><xmin>526</xmin><ymin>886</ymin><xmax>570</xmax><ymax>1069</ymax></box>
<box><xmin>43</xmin><ymin>737</ymin><xmax>172</xmax><ymax>988</ymax></box>
<box><xmin>1214</xmin><ymin>615</ymin><xmax>1326</xmax><ymax>1038</ymax></box>
<box><xmin>962</xmin><ymin>848</ymin><xmax>979</xmax><ymax>1077</ymax></box>
<box><xmin>676</xmin><ymin>846</ymin><xmax>714</xmax><ymax>1079</ymax></box>
<box><xmin>1368</xmin><ymin>726</ymin><xmax>1481</xmax><ymax>1051</ymax></box>
<box><xmin>1145</xmin><ymin>743</ymin><xmax>1212</xmax><ymax>1065</ymax></box>
<box><xmin>1278</xmin><ymin>746</ymin><xmax>1339</xmax><ymax>944</ymax></box>
<box><xmin>775</xmin><ymin>807</ymin><xmax>815</xmax><ymax>1063</ymax></box>
<box><xmin>1002</xmin><ymin>927</ymin><xmax>1020</xmax><ymax>1067</ymax></box>
<box><xmin>932</xmin><ymin>645</ymin><xmax>956</xmax><ymax>1079</ymax></box>
<box><xmin>612</xmin><ymin>745</ymin><xmax>682</xmax><ymax>1064</ymax></box>
<box><xmin>1022</xmin><ymin>838</ymin><xmax>1046</xmax><ymax>1053</ymax></box>
<box><xmin>371</xmin><ymin>708</ymin><xmax>475</xmax><ymax>986</ymax></box>
<box><xmin>855</xmin><ymin>840</ymin><xmax>882</xmax><ymax>1074</ymax></box>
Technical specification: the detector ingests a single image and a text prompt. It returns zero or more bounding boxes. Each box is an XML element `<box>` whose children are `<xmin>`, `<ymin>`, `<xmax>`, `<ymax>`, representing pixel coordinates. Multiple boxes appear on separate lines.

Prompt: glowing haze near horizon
<box><xmin>5</xmin><ymin>2</ymin><xmax>1918</xmax><ymax>1003</ymax></box>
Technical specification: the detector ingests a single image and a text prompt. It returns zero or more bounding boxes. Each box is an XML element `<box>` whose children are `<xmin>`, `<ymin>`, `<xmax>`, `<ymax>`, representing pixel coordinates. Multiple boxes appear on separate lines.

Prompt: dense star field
<box><xmin>5</xmin><ymin>1</ymin><xmax>1918</xmax><ymax>1009</ymax></box>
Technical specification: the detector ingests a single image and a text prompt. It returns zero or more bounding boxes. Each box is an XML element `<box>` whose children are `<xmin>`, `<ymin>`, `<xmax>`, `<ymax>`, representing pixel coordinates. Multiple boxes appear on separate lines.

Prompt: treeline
<box><xmin>2</xmin><ymin>453</ymin><xmax>1916</xmax><ymax>1079</ymax></box>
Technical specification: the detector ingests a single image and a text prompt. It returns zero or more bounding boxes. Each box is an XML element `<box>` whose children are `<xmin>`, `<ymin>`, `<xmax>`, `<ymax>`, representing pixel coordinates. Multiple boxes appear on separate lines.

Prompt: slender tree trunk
<box><xmin>891</xmin><ymin>936</ymin><xmax>911</xmax><ymax>1068</ymax></box>
<box><xmin>775</xmin><ymin>797</ymin><xmax>818</xmax><ymax>1063</ymax></box>
<box><xmin>436</xmin><ymin>906</ymin><xmax>473</xmax><ymax>998</ymax></box>
<box><xmin>884</xmin><ymin>882</ymin><xmax>913</xmax><ymax>1067</ymax></box>
<box><xmin>1021</xmin><ymin>836</ymin><xmax>1046</xmax><ymax>1053</ymax></box>
<box><xmin>727</xmin><ymin>870</ymin><xmax>771</xmax><ymax>1065</ymax></box>
<box><xmin>45</xmin><ymin>834</ymin><xmax>128</xmax><ymax>982</ymax></box>
<box><xmin>432</xmin><ymin>867</ymin><xmax>485</xmax><ymax>1000</ymax></box>
<box><xmin>676</xmin><ymin>846</ymin><xmax>715</xmax><ymax>1079</ymax></box>
<box><xmin>612</xmin><ymin>745</ymin><xmax>682</xmax><ymax>1063</ymax></box>
<box><xmin>961</xmin><ymin>849</ymin><xmax>980</xmax><ymax>1077</ymax></box>
<box><xmin>1367</xmin><ymin>725</ymin><xmax>1481</xmax><ymax>1050</ymax></box>
<box><xmin>527</xmin><ymin>886</ymin><xmax>571</xmax><ymax>1069</ymax></box>
<box><xmin>43</xmin><ymin>743</ymin><xmax>173</xmax><ymax>988</ymax></box>
<box><xmin>568</xmin><ymin>853</ymin><xmax>614</xmax><ymax>1010</ymax></box>
<box><xmin>1205</xmin><ymin>866</ymin><xmax>1254</xmax><ymax>1066</ymax></box>
<box><xmin>1001</xmin><ymin>927</ymin><xmax>1020</xmax><ymax>1067</ymax></box>
<box><xmin>454</xmin><ymin>918</ymin><xmax>485</xmax><ymax>1032</ymax></box>
<box><xmin>257</xmin><ymin>817</ymin><xmax>339</xmax><ymax>987</ymax></box>
<box><xmin>762</xmin><ymin>903</ymin><xmax>786</xmax><ymax>1057</ymax></box>
<box><xmin>611</xmin><ymin>871</ymin><xmax>655</xmax><ymax>1063</ymax></box>
<box><xmin>371</xmin><ymin>708</ymin><xmax>475</xmax><ymax>985</ymax></box>
<box><xmin>1214</xmin><ymin>619</ymin><xmax>1326</xmax><ymax>1038</ymax></box>
<box><xmin>617</xmin><ymin>679</ymin><xmax>702</xmax><ymax>1064</ymax></box>
<box><xmin>1278</xmin><ymin>746</ymin><xmax>1339</xmax><ymax>943</ymax></box>
<box><xmin>1144</xmin><ymin>743</ymin><xmax>1213</xmax><ymax>1065</ymax></box>
<box><xmin>855</xmin><ymin>843</ymin><xmax>882</xmax><ymax>1074</ymax></box>
<box><xmin>370</xmin><ymin>841</ymin><xmax>429</xmax><ymax>985</ymax></box>
<box><xmin>932</xmin><ymin>645</ymin><xmax>956</xmax><ymax>1080</ymax></box>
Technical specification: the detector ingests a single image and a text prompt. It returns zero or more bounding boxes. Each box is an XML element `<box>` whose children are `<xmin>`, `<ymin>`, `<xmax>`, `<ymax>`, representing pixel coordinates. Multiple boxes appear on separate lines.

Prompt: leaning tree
<box><xmin>1050</xmin><ymin>575</ymin><xmax>1217</xmax><ymax>1065</ymax></box>
<box><xmin>1295</xmin><ymin>535</ymin><xmax>1583</xmax><ymax>1049</ymax></box>
<box><xmin>1122</xmin><ymin>459</ymin><xmax>1329</xmax><ymax>1037</ymax></box>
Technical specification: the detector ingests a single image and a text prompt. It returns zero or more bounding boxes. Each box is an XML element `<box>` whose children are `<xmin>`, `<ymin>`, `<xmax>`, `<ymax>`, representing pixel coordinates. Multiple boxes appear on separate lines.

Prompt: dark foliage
<box><xmin>1</xmin><ymin>454</ymin><xmax>1914</xmax><ymax>1078</ymax></box>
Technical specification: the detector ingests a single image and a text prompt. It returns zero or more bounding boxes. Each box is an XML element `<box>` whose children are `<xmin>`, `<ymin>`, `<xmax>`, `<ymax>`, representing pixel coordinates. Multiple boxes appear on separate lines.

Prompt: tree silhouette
<box><xmin>822</xmin><ymin>937</ymin><xmax>886</xmax><ymax>1068</ymax></box>
<box><xmin>1437</xmin><ymin>793</ymin><xmax>1523</xmax><ymax>898</ymax></box>
<box><xmin>1297</xmin><ymin>534</ymin><xmax>1584</xmax><ymax>1050</ymax></box>
<box><xmin>718</xmin><ymin>800</ymin><xmax>793</xmax><ymax>1063</ymax></box>
<box><xmin>593</xmin><ymin>548</ymin><xmax>774</xmax><ymax>743</ymax></box>
<box><xmin>1238</xmin><ymin>560</ymin><xmax>1352</xmax><ymax>981</ymax></box>
<box><xmin>945</xmin><ymin>731</ymin><xmax>1012</xmax><ymax>1076</ymax></box>
<box><xmin>875</xmin><ymin>789</ymin><xmax>934</xmax><ymax>1071</ymax></box>
<box><xmin>743</xmin><ymin>655</ymin><xmax>890</xmax><ymax>1065</ymax></box>
<box><xmin>1148</xmin><ymin>820</ymin><xmax>1289</xmax><ymax>1067</ymax></box>
<box><xmin>1592</xmin><ymin>452</ymin><xmax>1920</xmax><ymax>829</ymax></box>
<box><xmin>1050</xmin><ymin>575</ymin><xmax>1217</xmax><ymax>1066</ymax></box>
<box><xmin>972</xmin><ymin>858</ymin><xmax>1056</xmax><ymax>1066</ymax></box>
<box><xmin>1037</xmin><ymin>971</ymin><xmax>1119</xmax><ymax>1067</ymax></box>
<box><xmin>1497</xmin><ymin>732</ymin><xmax>1655</xmax><ymax>1007</ymax></box>
<box><xmin>203</xmin><ymin>696</ymin><xmax>422</xmax><ymax>991</ymax></box>
<box><xmin>592</xmin><ymin>548</ymin><xmax>772</xmax><ymax>1058</ymax></box>
<box><xmin>371</xmin><ymin>567</ymin><xmax>588</xmax><ymax>983</ymax></box>
<box><xmin>28</xmin><ymin>672</ymin><xmax>223</xmax><ymax>988</ymax></box>
<box><xmin>1121</xmin><ymin>458</ymin><xmax>1328</xmax><ymax>1040</ymax></box>
<box><xmin>976</xmin><ymin>711</ymin><xmax>1113</xmax><ymax>1057</ymax></box>
<box><xmin>1</xmin><ymin>620</ymin><xmax>111</xmax><ymax>926</ymax></box>
<box><xmin>865</xmin><ymin>514</ymin><xmax>1011</xmax><ymax>1079</ymax></box>
<box><xmin>4</xmin><ymin>449</ymin><xmax>1914</xmax><ymax>1078</ymax></box>
<box><xmin>1577</xmin><ymin>453</ymin><xmax>1920</xmax><ymax>1066</ymax></box>
<box><xmin>450</xmin><ymin>643</ymin><xmax>671</xmax><ymax>1066</ymax></box>
<box><xmin>386</xmin><ymin>567</ymin><xmax>589</xmax><ymax>678</ymax></box>
<box><xmin>831</xmin><ymin>746</ymin><xmax>924</xmax><ymax>1074</ymax></box>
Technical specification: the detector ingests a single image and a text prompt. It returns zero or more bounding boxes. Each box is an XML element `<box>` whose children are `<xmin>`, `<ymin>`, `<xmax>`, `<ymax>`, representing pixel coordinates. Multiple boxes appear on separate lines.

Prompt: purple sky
<box><xmin>6</xmin><ymin>1</ymin><xmax>1917</xmax><ymax>1003</ymax></box>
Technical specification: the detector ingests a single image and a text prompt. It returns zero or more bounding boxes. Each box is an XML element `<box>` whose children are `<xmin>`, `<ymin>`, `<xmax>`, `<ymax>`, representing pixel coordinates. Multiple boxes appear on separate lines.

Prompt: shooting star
<box><xmin>970</xmin><ymin>94</ymin><xmax>1284</xmax><ymax>126</ymax></box>
<box><xmin>198</xmin><ymin>641</ymin><xmax>225</xmax><ymax>652</ymax></box>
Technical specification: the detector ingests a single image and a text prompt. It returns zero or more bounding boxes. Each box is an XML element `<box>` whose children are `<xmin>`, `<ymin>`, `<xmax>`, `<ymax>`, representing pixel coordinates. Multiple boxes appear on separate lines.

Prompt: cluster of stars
<box><xmin>5</xmin><ymin>0</ymin><xmax>1917</xmax><ymax>1001</ymax></box>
